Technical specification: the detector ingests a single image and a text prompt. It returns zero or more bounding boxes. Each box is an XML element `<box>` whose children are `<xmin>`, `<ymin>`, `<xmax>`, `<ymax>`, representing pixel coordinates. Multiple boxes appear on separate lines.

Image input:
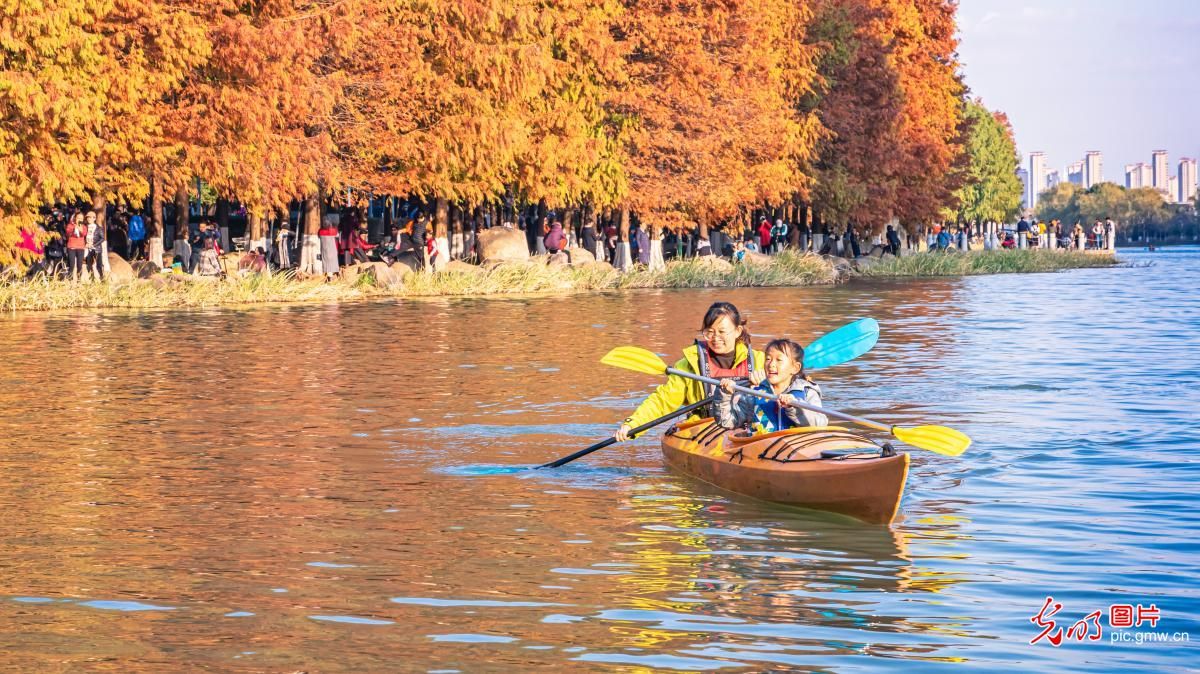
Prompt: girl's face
<box><xmin>764</xmin><ymin>346</ymin><xmax>801</xmax><ymax>388</ymax></box>
<box><xmin>702</xmin><ymin>315</ymin><xmax>742</xmax><ymax>356</ymax></box>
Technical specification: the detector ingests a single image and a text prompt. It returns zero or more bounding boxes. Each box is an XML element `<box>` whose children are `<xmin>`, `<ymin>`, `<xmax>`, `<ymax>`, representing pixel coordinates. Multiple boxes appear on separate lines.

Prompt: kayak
<box><xmin>661</xmin><ymin>418</ymin><xmax>909</xmax><ymax>524</ymax></box>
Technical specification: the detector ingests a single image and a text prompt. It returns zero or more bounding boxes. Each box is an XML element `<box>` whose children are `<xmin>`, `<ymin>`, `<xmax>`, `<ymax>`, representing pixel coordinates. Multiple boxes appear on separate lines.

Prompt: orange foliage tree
<box><xmin>804</xmin><ymin>0</ymin><xmax>966</xmax><ymax>237</ymax></box>
<box><xmin>614</xmin><ymin>0</ymin><xmax>823</xmax><ymax>231</ymax></box>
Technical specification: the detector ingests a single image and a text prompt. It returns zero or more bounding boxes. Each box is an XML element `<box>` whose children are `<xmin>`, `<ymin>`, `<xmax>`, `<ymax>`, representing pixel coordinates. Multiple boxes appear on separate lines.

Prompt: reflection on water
<box><xmin>2</xmin><ymin>248</ymin><xmax>1198</xmax><ymax>671</ymax></box>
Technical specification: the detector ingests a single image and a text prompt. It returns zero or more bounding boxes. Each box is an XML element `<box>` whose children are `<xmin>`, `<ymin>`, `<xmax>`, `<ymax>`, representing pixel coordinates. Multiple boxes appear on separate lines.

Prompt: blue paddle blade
<box><xmin>803</xmin><ymin>318</ymin><xmax>879</xmax><ymax>370</ymax></box>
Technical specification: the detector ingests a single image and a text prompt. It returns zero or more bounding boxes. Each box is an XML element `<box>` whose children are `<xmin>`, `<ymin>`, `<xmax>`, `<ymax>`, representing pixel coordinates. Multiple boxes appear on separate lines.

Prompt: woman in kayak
<box><xmin>614</xmin><ymin>302</ymin><xmax>765</xmax><ymax>441</ymax></box>
<box><xmin>713</xmin><ymin>338</ymin><xmax>827</xmax><ymax>433</ymax></box>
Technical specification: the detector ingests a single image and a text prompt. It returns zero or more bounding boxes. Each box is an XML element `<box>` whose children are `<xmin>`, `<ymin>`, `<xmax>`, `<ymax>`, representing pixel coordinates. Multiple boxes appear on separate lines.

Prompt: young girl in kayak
<box><xmin>615</xmin><ymin>302</ymin><xmax>765</xmax><ymax>441</ymax></box>
<box><xmin>714</xmin><ymin>338</ymin><xmax>827</xmax><ymax>432</ymax></box>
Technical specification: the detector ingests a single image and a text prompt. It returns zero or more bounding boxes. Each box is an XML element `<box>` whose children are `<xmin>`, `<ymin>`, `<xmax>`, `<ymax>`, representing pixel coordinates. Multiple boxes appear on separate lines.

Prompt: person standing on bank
<box><xmin>318</xmin><ymin>215</ymin><xmax>340</xmax><ymax>279</ymax></box>
<box><xmin>886</xmin><ymin>224</ymin><xmax>901</xmax><ymax>256</ymax></box>
<box><xmin>581</xmin><ymin>218</ymin><xmax>600</xmax><ymax>261</ymax></box>
<box><xmin>411</xmin><ymin>214</ymin><xmax>429</xmax><ymax>270</ymax></box>
<box><xmin>127</xmin><ymin>212</ymin><xmax>146</xmax><ymax>260</ymax></box>
<box><xmin>64</xmin><ymin>213</ymin><xmax>88</xmax><ymax>281</ymax></box>
<box><xmin>83</xmin><ymin>211</ymin><xmax>105</xmax><ymax>281</ymax></box>
<box><xmin>614</xmin><ymin>302</ymin><xmax>766</xmax><ymax>442</ymax></box>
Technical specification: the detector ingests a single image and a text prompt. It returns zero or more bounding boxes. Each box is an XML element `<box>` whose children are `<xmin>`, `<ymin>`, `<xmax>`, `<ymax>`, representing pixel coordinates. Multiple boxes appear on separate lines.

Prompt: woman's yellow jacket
<box><xmin>623</xmin><ymin>341</ymin><xmax>765</xmax><ymax>432</ymax></box>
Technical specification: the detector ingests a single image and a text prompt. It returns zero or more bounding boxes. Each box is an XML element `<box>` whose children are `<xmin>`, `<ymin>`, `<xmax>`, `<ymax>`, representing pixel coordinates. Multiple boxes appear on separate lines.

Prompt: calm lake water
<box><xmin>2</xmin><ymin>248</ymin><xmax>1198</xmax><ymax>672</ymax></box>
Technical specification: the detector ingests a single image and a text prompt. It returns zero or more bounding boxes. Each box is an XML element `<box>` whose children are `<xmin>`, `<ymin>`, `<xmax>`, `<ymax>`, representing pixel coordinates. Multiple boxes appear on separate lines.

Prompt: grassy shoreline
<box><xmin>856</xmin><ymin>248</ymin><xmax>1117</xmax><ymax>277</ymax></box>
<box><xmin>0</xmin><ymin>249</ymin><xmax>1117</xmax><ymax>312</ymax></box>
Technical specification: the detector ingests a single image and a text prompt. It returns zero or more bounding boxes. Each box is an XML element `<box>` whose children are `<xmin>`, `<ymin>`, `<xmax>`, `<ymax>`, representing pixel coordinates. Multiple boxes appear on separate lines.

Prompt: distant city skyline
<box><xmin>957</xmin><ymin>1</ymin><xmax>1199</xmax><ymax>181</ymax></box>
<box><xmin>1023</xmin><ymin>148</ymin><xmax>1198</xmax><ymax>206</ymax></box>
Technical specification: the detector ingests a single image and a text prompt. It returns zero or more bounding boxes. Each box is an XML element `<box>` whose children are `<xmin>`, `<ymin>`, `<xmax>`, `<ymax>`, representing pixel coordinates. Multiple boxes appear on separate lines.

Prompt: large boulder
<box><xmin>476</xmin><ymin>227</ymin><xmax>530</xmax><ymax>263</ymax></box>
<box><xmin>694</xmin><ymin>255</ymin><xmax>733</xmax><ymax>271</ymax></box>
<box><xmin>546</xmin><ymin>251</ymin><xmax>571</xmax><ymax>267</ymax></box>
<box><xmin>564</xmin><ymin>247</ymin><xmax>595</xmax><ymax>264</ymax></box>
<box><xmin>131</xmin><ymin>260</ymin><xmax>160</xmax><ymax>279</ymax></box>
<box><xmin>822</xmin><ymin>254</ymin><xmax>853</xmax><ymax>279</ymax></box>
<box><xmin>106</xmin><ymin>253</ymin><xmax>134</xmax><ymax>283</ymax></box>
<box><xmin>868</xmin><ymin>244</ymin><xmax>888</xmax><ymax>258</ymax></box>
<box><xmin>357</xmin><ymin>261</ymin><xmax>405</xmax><ymax>287</ymax></box>
<box><xmin>741</xmin><ymin>251</ymin><xmax>773</xmax><ymax>267</ymax></box>
<box><xmin>390</xmin><ymin>251</ymin><xmax>425</xmax><ymax>273</ymax></box>
<box><xmin>340</xmin><ymin>262</ymin><xmax>368</xmax><ymax>283</ymax></box>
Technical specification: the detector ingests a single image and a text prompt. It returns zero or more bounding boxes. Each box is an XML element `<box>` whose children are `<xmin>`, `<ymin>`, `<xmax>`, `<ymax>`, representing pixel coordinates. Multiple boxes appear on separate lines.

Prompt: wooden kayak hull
<box><xmin>661</xmin><ymin>419</ymin><xmax>909</xmax><ymax>525</ymax></box>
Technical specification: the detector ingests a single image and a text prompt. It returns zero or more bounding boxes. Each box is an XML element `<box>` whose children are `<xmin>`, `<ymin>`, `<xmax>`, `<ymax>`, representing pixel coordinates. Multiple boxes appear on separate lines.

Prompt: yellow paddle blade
<box><xmin>892</xmin><ymin>424</ymin><xmax>972</xmax><ymax>456</ymax></box>
<box><xmin>600</xmin><ymin>346</ymin><xmax>669</xmax><ymax>376</ymax></box>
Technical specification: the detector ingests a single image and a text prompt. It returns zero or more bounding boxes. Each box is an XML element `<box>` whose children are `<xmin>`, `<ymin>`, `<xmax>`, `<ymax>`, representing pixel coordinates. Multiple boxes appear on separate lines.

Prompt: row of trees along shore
<box><xmin>1037</xmin><ymin>182</ymin><xmax>1200</xmax><ymax>244</ymax></box>
<box><xmin>1</xmin><ymin>0</ymin><xmax>1030</xmax><ymax>268</ymax></box>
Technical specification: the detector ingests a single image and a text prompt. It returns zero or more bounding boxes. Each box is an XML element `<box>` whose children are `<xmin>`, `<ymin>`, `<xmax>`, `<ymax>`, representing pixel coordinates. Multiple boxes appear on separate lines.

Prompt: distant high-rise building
<box><xmin>1046</xmin><ymin>170</ymin><xmax>1061</xmax><ymax>189</ymax></box>
<box><xmin>1168</xmin><ymin>176</ymin><xmax>1179</xmax><ymax>203</ymax></box>
<box><xmin>1083</xmin><ymin>151</ymin><xmax>1103</xmax><ymax>188</ymax></box>
<box><xmin>1028</xmin><ymin>152</ymin><xmax>1048</xmax><ymax>208</ymax></box>
<box><xmin>1139</xmin><ymin>163</ymin><xmax>1153</xmax><ymax>189</ymax></box>
<box><xmin>1016</xmin><ymin>168</ymin><xmax>1029</xmax><ymax>208</ymax></box>
<box><xmin>1179</xmin><ymin>158</ymin><xmax>1197</xmax><ymax>203</ymax></box>
<box><xmin>1067</xmin><ymin>161</ymin><xmax>1084</xmax><ymax>186</ymax></box>
<box><xmin>1152</xmin><ymin>150</ymin><xmax>1170</xmax><ymax>196</ymax></box>
<box><xmin>1125</xmin><ymin>164</ymin><xmax>1140</xmax><ymax>189</ymax></box>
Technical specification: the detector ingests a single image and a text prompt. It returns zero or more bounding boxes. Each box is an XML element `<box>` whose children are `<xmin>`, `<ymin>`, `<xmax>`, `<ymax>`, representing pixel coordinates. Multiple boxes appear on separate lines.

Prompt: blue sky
<box><xmin>956</xmin><ymin>0</ymin><xmax>1200</xmax><ymax>179</ymax></box>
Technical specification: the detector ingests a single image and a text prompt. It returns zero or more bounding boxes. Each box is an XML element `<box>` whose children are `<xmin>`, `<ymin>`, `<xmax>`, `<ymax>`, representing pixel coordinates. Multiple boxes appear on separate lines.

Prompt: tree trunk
<box><xmin>811</xmin><ymin>207</ymin><xmax>825</xmax><ymax>254</ymax></box>
<box><xmin>147</xmin><ymin>174</ymin><xmax>164</xmax><ymax>267</ymax></box>
<box><xmin>146</xmin><ymin>175</ymin><xmax>162</xmax><ymax>239</ymax></box>
<box><xmin>698</xmin><ymin>211</ymin><xmax>710</xmax><ymax>241</ymax></box>
<box><xmin>614</xmin><ymin>206</ymin><xmax>632</xmax><ymax>271</ymax></box>
<box><xmin>299</xmin><ymin>192</ymin><xmax>321</xmax><ymax>274</ymax></box>
<box><xmin>174</xmin><ymin>185</ymin><xmax>189</xmax><ymax>240</ymax></box>
<box><xmin>564</xmin><ymin>207</ymin><xmax>577</xmax><ymax>248</ymax></box>
<box><xmin>247</xmin><ymin>207</ymin><xmax>268</xmax><ymax>253</ymax></box>
<box><xmin>791</xmin><ymin>201</ymin><xmax>806</xmax><ymax>249</ymax></box>
<box><xmin>432</xmin><ymin>197</ymin><xmax>449</xmax><ymax>269</ymax></box>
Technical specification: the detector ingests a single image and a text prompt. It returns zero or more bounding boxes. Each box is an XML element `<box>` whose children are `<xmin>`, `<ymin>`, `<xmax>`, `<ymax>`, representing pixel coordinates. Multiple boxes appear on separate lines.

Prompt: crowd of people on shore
<box><xmin>9</xmin><ymin>199</ymin><xmax>1115</xmax><ymax>283</ymax></box>
<box><xmin>1011</xmin><ymin>216</ymin><xmax>1117</xmax><ymax>251</ymax></box>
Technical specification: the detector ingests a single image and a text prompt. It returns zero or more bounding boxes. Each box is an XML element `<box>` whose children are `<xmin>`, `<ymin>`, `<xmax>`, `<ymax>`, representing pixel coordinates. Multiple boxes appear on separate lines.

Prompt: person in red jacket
<box><xmin>757</xmin><ymin>217</ymin><xmax>772</xmax><ymax>253</ymax></box>
<box><xmin>317</xmin><ymin>216</ymin><xmax>340</xmax><ymax>278</ymax></box>
<box><xmin>64</xmin><ymin>213</ymin><xmax>89</xmax><ymax>281</ymax></box>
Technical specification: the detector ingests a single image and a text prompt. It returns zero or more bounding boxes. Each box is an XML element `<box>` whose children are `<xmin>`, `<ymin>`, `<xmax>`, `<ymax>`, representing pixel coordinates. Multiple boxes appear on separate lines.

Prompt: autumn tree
<box><xmin>804</xmin><ymin>0</ymin><xmax>966</xmax><ymax>237</ymax></box>
<box><xmin>802</xmin><ymin>0</ymin><xmax>901</xmax><ymax>230</ymax></box>
<box><xmin>0</xmin><ymin>1</ymin><xmax>111</xmax><ymax>265</ymax></box>
<box><xmin>615</xmin><ymin>0</ymin><xmax>823</xmax><ymax>233</ymax></box>
<box><xmin>88</xmin><ymin>1</ymin><xmax>211</xmax><ymax>213</ymax></box>
<box><xmin>953</xmin><ymin>100</ymin><xmax>1021</xmax><ymax>224</ymax></box>
<box><xmin>887</xmin><ymin>0</ymin><xmax>968</xmax><ymax>226</ymax></box>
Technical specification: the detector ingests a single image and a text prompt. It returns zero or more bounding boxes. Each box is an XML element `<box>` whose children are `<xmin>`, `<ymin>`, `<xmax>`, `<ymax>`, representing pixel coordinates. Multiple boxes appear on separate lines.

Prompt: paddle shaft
<box><xmin>665</xmin><ymin>367</ymin><xmax>892</xmax><ymax>433</ymax></box>
<box><xmin>535</xmin><ymin>396</ymin><xmax>714</xmax><ymax>469</ymax></box>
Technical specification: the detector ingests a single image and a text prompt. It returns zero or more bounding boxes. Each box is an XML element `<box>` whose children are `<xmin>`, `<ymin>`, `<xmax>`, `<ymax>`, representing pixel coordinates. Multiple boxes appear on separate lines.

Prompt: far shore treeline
<box><xmin>2</xmin><ymin>0</ymin><xmax>1035</xmax><ymax>266</ymax></box>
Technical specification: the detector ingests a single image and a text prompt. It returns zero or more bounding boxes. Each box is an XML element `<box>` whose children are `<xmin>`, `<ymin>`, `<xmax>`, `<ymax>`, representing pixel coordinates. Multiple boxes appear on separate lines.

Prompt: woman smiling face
<box><xmin>702</xmin><ymin>315</ymin><xmax>742</xmax><ymax>356</ymax></box>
